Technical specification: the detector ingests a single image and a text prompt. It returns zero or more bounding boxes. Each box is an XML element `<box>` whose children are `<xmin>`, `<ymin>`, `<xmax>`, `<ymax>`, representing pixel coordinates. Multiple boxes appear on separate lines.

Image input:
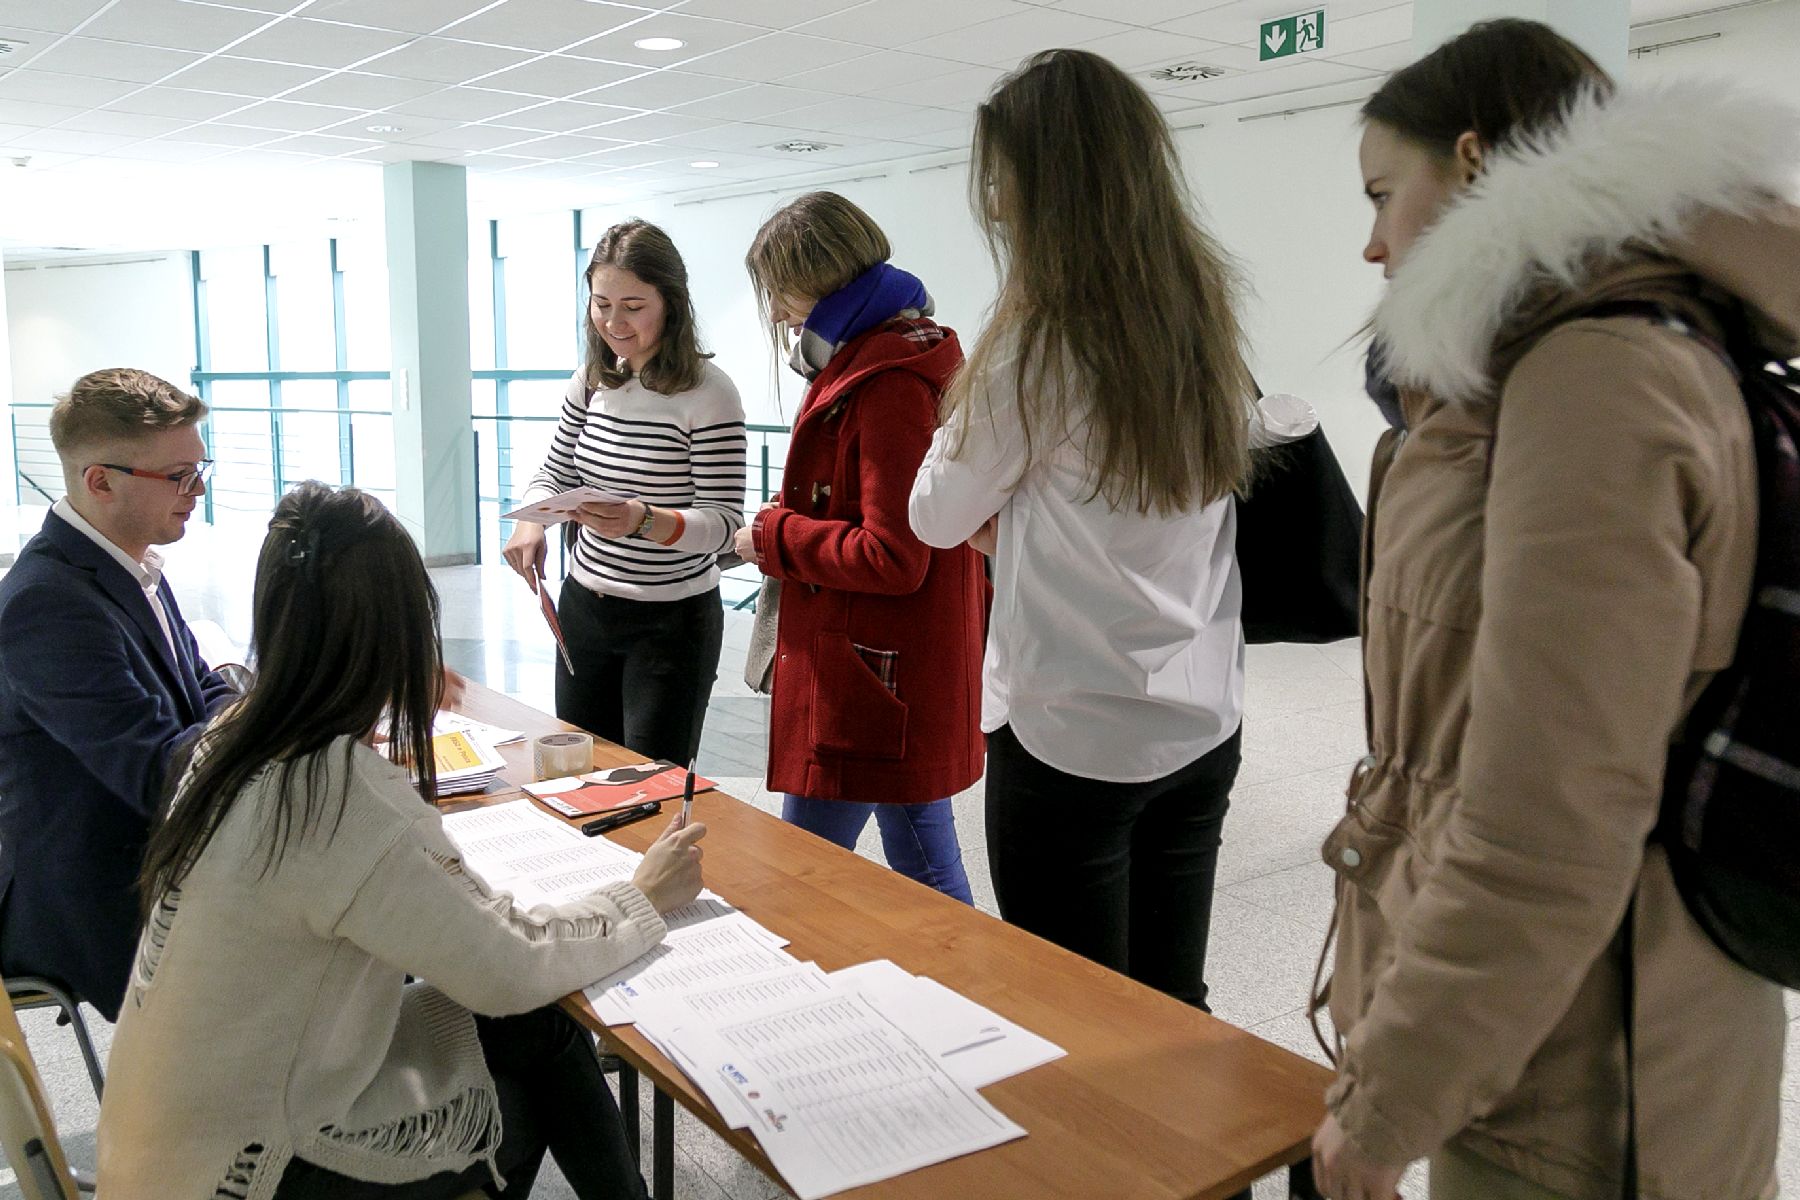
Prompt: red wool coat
<box><xmin>751</xmin><ymin>320</ymin><xmax>986</xmax><ymax>805</ymax></box>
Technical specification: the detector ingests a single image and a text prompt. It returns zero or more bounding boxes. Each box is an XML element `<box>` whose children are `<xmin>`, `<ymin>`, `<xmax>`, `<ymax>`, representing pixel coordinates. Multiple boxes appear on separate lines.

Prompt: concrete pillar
<box><xmin>384</xmin><ymin>161</ymin><xmax>476</xmax><ymax>566</ymax></box>
<box><xmin>1412</xmin><ymin>0</ymin><xmax>1630</xmax><ymax>77</ymax></box>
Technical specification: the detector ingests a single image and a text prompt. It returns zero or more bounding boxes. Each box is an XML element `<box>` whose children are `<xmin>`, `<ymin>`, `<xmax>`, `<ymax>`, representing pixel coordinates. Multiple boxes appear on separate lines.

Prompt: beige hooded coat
<box><xmin>1319</xmin><ymin>81</ymin><xmax>1800</xmax><ymax>1200</ymax></box>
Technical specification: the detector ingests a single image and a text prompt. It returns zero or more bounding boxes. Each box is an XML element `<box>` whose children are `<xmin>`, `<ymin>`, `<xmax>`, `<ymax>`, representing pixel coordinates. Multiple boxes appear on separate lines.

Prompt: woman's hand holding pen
<box><xmin>631</xmin><ymin>813</ymin><xmax>707</xmax><ymax>914</ymax></box>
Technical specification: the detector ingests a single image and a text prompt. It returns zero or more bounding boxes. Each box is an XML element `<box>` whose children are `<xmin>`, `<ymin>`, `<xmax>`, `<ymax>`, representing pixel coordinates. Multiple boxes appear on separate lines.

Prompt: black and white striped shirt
<box><xmin>523</xmin><ymin>364</ymin><xmax>747</xmax><ymax>602</ymax></box>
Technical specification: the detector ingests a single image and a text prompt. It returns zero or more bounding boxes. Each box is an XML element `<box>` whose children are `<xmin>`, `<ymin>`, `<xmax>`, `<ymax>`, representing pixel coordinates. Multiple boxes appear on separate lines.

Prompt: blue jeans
<box><xmin>781</xmin><ymin>795</ymin><xmax>974</xmax><ymax>905</ymax></box>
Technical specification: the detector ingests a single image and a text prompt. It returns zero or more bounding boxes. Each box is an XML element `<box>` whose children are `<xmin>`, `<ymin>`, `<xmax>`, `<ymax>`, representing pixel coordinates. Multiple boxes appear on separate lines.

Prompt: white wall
<box><xmin>4</xmin><ymin>252</ymin><xmax>196</xmax><ymax>408</ymax></box>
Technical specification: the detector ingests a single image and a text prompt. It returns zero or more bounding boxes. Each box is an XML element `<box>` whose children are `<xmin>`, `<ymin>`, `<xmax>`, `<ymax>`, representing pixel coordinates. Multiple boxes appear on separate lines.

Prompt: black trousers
<box><xmin>555</xmin><ymin>581</ymin><xmax>723</xmax><ymax>765</ymax></box>
<box><xmin>274</xmin><ymin>1006</ymin><xmax>646</xmax><ymax>1200</ymax></box>
<box><xmin>984</xmin><ymin>723</ymin><xmax>1242</xmax><ymax>1012</ymax></box>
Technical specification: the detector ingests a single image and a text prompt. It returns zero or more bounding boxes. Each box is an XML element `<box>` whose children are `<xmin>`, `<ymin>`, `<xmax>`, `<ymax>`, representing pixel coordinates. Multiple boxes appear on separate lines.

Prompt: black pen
<box><xmin>680</xmin><ymin>757</ymin><xmax>697</xmax><ymax>827</ymax></box>
<box><xmin>581</xmin><ymin>801</ymin><xmax>662</xmax><ymax>837</ymax></box>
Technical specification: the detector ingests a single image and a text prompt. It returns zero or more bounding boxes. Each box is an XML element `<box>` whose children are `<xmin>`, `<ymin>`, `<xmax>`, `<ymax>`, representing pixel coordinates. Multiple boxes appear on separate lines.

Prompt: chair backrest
<box><xmin>0</xmin><ymin>977</ymin><xmax>78</xmax><ymax>1200</ymax></box>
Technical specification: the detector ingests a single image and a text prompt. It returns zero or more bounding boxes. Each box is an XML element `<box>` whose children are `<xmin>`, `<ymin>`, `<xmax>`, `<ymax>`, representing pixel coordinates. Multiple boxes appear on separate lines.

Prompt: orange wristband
<box><xmin>656</xmin><ymin>511</ymin><xmax>687</xmax><ymax>547</ymax></box>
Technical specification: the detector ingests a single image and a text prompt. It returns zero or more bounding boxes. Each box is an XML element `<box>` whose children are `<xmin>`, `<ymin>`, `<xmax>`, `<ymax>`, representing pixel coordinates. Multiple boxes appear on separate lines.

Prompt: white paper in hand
<box><xmin>504</xmin><ymin>485</ymin><xmax>633</xmax><ymax>525</ymax></box>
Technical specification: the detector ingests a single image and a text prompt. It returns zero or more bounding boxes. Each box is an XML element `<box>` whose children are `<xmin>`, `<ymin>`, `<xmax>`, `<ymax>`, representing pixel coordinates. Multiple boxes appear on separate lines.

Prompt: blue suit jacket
<box><xmin>0</xmin><ymin>512</ymin><xmax>234</xmax><ymax>1019</ymax></box>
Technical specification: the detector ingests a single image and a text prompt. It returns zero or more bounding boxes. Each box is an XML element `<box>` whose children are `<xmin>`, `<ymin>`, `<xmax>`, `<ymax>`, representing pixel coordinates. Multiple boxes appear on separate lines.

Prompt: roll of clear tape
<box><xmin>533</xmin><ymin>732</ymin><xmax>592</xmax><ymax>780</ymax></box>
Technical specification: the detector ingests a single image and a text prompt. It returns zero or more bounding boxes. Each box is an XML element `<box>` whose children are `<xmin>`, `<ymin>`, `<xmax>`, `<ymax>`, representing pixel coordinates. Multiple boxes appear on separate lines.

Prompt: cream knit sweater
<box><xmin>95</xmin><ymin>736</ymin><xmax>666</xmax><ymax>1199</ymax></box>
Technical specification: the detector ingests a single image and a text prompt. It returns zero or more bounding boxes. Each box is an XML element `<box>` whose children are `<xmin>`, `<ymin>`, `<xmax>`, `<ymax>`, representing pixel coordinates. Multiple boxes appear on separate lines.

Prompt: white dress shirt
<box><xmin>908</xmin><ymin>352</ymin><xmax>1244</xmax><ymax>784</ymax></box>
<box><xmin>53</xmin><ymin>498</ymin><xmax>179</xmax><ymax>661</ymax></box>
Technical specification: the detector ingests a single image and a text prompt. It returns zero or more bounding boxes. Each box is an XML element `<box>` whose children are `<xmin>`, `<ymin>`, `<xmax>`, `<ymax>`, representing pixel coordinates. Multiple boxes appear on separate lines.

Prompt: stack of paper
<box><xmin>434</xmin><ymin>711</ymin><xmax>526</xmax><ymax>747</ymax></box>
<box><xmin>430</xmin><ymin>729</ymin><xmax>507</xmax><ymax>797</ymax></box>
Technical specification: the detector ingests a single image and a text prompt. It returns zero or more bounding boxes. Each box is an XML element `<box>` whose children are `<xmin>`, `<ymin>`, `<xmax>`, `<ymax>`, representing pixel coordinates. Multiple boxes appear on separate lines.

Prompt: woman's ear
<box><xmin>1452</xmin><ymin>130</ymin><xmax>1484</xmax><ymax>185</ymax></box>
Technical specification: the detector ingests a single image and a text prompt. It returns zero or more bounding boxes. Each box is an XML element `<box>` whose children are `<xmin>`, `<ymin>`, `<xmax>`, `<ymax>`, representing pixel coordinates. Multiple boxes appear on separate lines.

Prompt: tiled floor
<box><xmin>4</xmin><ymin>517</ymin><xmax>1797</xmax><ymax>1198</ymax></box>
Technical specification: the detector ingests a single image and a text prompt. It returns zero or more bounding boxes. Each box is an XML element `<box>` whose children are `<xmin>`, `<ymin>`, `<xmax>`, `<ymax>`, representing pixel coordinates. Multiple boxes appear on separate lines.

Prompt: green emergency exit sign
<box><xmin>1261</xmin><ymin>9</ymin><xmax>1326</xmax><ymax>61</ymax></box>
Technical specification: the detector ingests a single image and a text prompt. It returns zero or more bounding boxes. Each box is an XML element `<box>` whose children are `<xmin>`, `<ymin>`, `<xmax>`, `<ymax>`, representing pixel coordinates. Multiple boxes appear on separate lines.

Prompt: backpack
<box><xmin>1585</xmin><ymin>299</ymin><xmax>1800</xmax><ymax>989</ymax></box>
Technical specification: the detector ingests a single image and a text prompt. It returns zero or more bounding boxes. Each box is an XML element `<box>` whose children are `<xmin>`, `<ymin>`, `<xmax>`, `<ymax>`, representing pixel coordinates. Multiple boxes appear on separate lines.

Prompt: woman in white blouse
<box><xmin>910</xmin><ymin>50</ymin><xmax>1256</xmax><ymax>1012</ymax></box>
<box><xmin>99</xmin><ymin>481</ymin><xmax>706</xmax><ymax>1200</ymax></box>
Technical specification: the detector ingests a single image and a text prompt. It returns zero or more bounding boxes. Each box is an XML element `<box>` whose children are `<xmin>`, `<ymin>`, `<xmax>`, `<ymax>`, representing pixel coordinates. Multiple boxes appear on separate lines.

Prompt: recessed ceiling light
<box><xmin>689</xmin><ymin>160</ymin><xmax>720</xmax><ymax>168</ymax></box>
<box><xmin>634</xmin><ymin>36</ymin><xmax>686</xmax><ymax>51</ymax></box>
<box><xmin>366</xmin><ymin>123</ymin><xmax>403</xmax><ymax>133</ymax></box>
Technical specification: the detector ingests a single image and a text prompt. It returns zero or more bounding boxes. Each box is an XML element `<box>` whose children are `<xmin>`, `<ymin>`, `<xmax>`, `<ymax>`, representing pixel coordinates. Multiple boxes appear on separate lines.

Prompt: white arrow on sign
<box><xmin>1264</xmin><ymin>24</ymin><xmax>1288</xmax><ymax>55</ymax></box>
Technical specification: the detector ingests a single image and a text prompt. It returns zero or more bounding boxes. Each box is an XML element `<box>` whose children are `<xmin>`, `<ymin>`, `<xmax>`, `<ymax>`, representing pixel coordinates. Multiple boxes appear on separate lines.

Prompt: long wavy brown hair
<box><xmin>584</xmin><ymin>220</ymin><xmax>709</xmax><ymax>396</ymax></box>
<box><xmin>945</xmin><ymin>49</ymin><xmax>1255</xmax><ymax>515</ymax></box>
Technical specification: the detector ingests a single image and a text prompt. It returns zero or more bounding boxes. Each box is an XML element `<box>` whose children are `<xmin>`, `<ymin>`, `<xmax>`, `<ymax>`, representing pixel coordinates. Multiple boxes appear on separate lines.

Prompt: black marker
<box><xmin>581</xmin><ymin>801</ymin><xmax>662</xmax><ymax>837</ymax></box>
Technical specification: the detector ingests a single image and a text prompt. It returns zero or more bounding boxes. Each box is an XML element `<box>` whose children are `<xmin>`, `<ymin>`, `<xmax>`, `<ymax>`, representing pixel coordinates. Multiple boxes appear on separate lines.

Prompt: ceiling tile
<box><xmin>580</xmin><ymin>68</ymin><xmax>740</xmax><ymax>110</ymax></box>
<box><xmin>284</xmin><ymin>71</ymin><xmax>443</xmax><ymax>110</ymax></box>
<box><xmin>471</xmin><ymin>53</ymin><xmax>641</xmax><ymax>98</ymax></box>
<box><xmin>578</xmin><ymin>108</ymin><xmax>713</xmax><ymax>141</ymax></box>
<box><xmin>226</xmin><ymin>18</ymin><xmax>416</xmax><ymax>70</ymax></box>
<box><xmin>866</xmin><ymin>63</ymin><xmax>1006</xmax><ymax>106</ymax></box>
<box><xmin>301</xmin><ymin>0</ymin><xmax>502</xmax><ymax>36</ymax></box>
<box><xmin>26</xmin><ymin>37</ymin><xmax>203</xmax><ymax>84</ymax></box>
<box><xmin>653</xmin><ymin>119</ymin><xmax>794</xmax><ymax>153</ymax></box>
<box><xmin>1056</xmin><ymin>0</ymin><xmax>1236</xmax><ymax>25</ymax></box>
<box><xmin>326</xmin><ymin>111</ymin><xmax>457</xmax><ymax>138</ymax></box>
<box><xmin>405</xmin><ymin>122</ymin><xmax>548</xmax><ymax>150</ymax></box>
<box><xmin>566</xmin><ymin>141</ymin><xmax>675</xmax><ymax>167</ymax></box>
<box><xmin>780</xmin><ymin>50</ymin><xmax>973</xmax><ymax>96</ymax></box>
<box><xmin>1324</xmin><ymin>6</ymin><xmax>1413</xmax><ymax>56</ymax></box>
<box><xmin>0</xmin><ymin>0</ymin><xmax>107</xmax><ymax>35</ymax></box>
<box><xmin>56</xmin><ymin>108</ymin><xmax>193</xmax><ymax>137</ymax></box>
<box><xmin>904</xmin><ymin>8</ymin><xmax>1138</xmax><ymax>67</ymax></box>
<box><xmin>0</xmin><ymin>98</ymin><xmax>85</xmax><ymax>127</ymax></box>
<box><xmin>679</xmin><ymin>32</ymin><xmax>865</xmax><ymax>83</ymax></box>
<box><xmin>667</xmin><ymin>83</ymin><xmax>835</xmax><ymax>121</ymax></box>
<box><xmin>209</xmin><ymin>146</ymin><xmax>319</xmax><ymax>167</ymax></box>
<box><xmin>1330</xmin><ymin>41</ymin><xmax>1413</xmax><ymax>72</ymax></box>
<box><xmin>453</xmin><ymin>150</ymin><xmax>536</xmax><ymax>169</ymax></box>
<box><xmin>225</xmin><ymin>99</ymin><xmax>366</xmax><ymax>132</ymax></box>
<box><xmin>768</xmin><ymin>95</ymin><xmax>935</xmax><ymax>135</ymax></box>
<box><xmin>487</xmin><ymin>97</ymin><xmax>645</xmax><ymax>132</ymax></box>
<box><xmin>10</xmin><ymin>126</ymin><xmax>137</xmax><ymax>153</ymax></box>
<box><xmin>838</xmin><ymin>104</ymin><xmax>970</xmax><ymax>145</ymax></box>
<box><xmin>342</xmin><ymin>140</ymin><xmax>463</xmax><ymax>162</ymax></box>
<box><xmin>1157</xmin><ymin>1</ymin><xmax>1404</xmax><ymax>45</ymax></box>
<box><xmin>1075</xmin><ymin>28</ymin><xmax>1243</xmax><ymax>70</ymax></box>
<box><xmin>260</xmin><ymin>131</ymin><xmax>385</xmax><ymax>155</ymax></box>
<box><xmin>780</xmin><ymin>138</ymin><xmax>929</xmax><ymax>167</ymax></box>
<box><xmin>565</xmin><ymin>11</ymin><xmax>766</xmax><ymax>68</ymax></box>
<box><xmin>356</xmin><ymin>37</ymin><xmax>536</xmax><ymax>84</ymax></box>
<box><xmin>166</xmin><ymin>55</ymin><xmax>330</xmax><ymax>96</ymax></box>
<box><xmin>386</xmin><ymin>85</ymin><xmax>543</xmax><ymax>121</ymax></box>
<box><xmin>442</xmin><ymin>0</ymin><xmax>647</xmax><ymax>53</ymax></box>
<box><xmin>102</xmin><ymin>86</ymin><xmax>256</xmax><ymax>121</ymax></box>
<box><xmin>497</xmin><ymin>130</ymin><xmax>637</xmax><ymax>159</ymax></box>
<box><xmin>108</xmin><ymin>138</ymin><xmax>230</xmax><ymax>163</ymax></box>
<box><xmin>162</xmin><ymin>122</ymin><xmax>280</xmax><ymax>146</ymax></box>
<box><xmin>794</xmin><ymin>0</ymin><xmax>1031</xmax><ymax>47</ymax></box>
<box><xmin>81</xmin><ymin>0</ymin><xmax>276</xmax><ymax>54</ymax></box>
<box><xmin>669</xmin><ymin>0</ymin><xmax>871</xmax><ymax>28</ymax></box>
<box><xmin>0</xmin><ymin>67</ymin><xmax>141</xmax><ymax>107</ymax></box>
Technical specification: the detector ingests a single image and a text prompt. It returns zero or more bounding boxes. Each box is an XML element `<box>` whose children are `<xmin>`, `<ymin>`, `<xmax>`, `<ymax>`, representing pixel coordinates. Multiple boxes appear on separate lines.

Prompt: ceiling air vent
<box><xmin>1147</xmin><ymin>62</ymin><xmax>1230</xmax><ymax>83</ymax></box>
<box><xmin>767</xmin><ymin>139</ymin><xmax>835</xmax><ymax>154</ymax></box>
<box><xmin>0</xmin><ymin>39</ymin><xmax>30</xmax><ymax>56</ymax></box>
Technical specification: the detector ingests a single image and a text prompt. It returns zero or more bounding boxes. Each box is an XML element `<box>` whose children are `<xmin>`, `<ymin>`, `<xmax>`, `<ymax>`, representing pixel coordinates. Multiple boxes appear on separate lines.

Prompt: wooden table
<box><xmin>453</xmin><ymin>682</ymin><xmax>1331</xmax><ymax>1200</ymax></box>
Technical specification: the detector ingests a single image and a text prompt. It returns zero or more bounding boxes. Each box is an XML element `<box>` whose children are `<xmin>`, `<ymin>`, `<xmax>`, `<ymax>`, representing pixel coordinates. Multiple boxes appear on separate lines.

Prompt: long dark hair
<box><xmin>584</xmin><ymin>220</ymin><xmax>709</xmax><ymax>396</ymax></box>
<box><xmin>139</xmin><ymin>482</ymin><xmax>442</xmax><ymax>911</ymax></box>
<box><xmin>945</xmin><ymin>48</ymin><xmax>1255</xmax><ymax>516</ymax></box>
<box><xmin>1362</xmin><ymin>19</ymin><xmax>1614</xmax><ymax>156</ymax></box>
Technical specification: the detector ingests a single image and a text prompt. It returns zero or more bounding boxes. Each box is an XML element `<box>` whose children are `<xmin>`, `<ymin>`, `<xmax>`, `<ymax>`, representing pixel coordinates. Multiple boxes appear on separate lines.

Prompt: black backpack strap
<box><xmin>1622</xmin><ymin>900</ymin><xmax>1638</xmax><ymax>1200</ymax></box>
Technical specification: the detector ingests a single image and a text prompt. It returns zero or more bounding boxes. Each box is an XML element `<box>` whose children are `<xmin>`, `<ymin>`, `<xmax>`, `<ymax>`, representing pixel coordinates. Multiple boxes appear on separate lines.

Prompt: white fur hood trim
<box><xmin>1374</xmin><ymin>79</ymin><xmax>1800</xmax><ymax>402</ymax></box>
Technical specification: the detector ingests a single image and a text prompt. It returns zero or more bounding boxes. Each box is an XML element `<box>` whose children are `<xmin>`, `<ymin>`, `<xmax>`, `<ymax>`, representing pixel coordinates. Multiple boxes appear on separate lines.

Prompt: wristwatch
<box><xmin>633</xmin><ymin>503</ymin><xmax>657</xmax><ymax>539</ymax></box>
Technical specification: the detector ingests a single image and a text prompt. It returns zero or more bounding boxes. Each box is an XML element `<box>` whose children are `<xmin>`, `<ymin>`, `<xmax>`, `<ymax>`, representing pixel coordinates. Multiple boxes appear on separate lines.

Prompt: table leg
<box><xmin>653</xmin><ymin>1086</ymin><xmax>675</xmax><ymax>1200</ymax></box>
<box><xmin>617</xmin><ymin>1061</ymin><xmax>640</xmax><ymax>1166</ymax></box>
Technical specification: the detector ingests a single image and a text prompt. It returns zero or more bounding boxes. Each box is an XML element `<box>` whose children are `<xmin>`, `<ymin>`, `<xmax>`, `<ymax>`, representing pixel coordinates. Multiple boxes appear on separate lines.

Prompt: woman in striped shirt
<box><xmin>503</xmin><ymin>221</ymin><xmax>747</xmax><ymax>764</ymax></box>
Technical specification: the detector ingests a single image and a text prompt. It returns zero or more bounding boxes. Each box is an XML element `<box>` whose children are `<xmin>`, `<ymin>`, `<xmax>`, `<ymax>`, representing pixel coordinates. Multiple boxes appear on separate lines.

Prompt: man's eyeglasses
<box><xmin>95</xmin><ymin>460</ymin><xmax>214</xmax><ymax>496</ymax></box>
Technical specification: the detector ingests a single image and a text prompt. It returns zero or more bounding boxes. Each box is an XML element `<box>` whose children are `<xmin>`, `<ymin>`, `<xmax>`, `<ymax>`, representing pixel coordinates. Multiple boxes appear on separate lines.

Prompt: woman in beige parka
<box><xmin>1309</xmin><ymin>19</ymin><xmax>1800</xmax><ymax>1200</ymax></box>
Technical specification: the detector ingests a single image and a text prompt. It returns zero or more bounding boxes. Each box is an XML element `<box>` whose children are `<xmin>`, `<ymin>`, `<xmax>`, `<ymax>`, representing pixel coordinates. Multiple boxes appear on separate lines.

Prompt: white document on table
<box><xmin>434</xmin><ymin>711</ymin><xmax>526</xmax><ymax>746</ymax></box>
<box><xmin>658</xmin><ymin>992</ymin><xmax>1026</xmax><ymax>1200</ymax></box>
<box><xmin>585</xmin><ymin>916</ymin><xmax>799</xmax><ymax>1026</ymax></box>
<box><xmin>830</xmin><ymin>961</ymin><xmax>1066</xmax><ymax>1089</ymax></box>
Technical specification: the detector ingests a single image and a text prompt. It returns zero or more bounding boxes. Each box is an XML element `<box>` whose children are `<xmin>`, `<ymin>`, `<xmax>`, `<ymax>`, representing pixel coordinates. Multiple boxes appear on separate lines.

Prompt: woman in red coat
<box><xmin>734</xmin><ymin>191</ymin><xmax>985</xmax><ymax>903</ymax></box>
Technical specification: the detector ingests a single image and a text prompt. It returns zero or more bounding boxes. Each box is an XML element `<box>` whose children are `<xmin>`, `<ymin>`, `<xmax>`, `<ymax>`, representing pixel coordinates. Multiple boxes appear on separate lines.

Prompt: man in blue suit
<box><xmin>0</xmin><ymin>368</ymin><xmax>238</xmax><ymax>1020</ymax></box>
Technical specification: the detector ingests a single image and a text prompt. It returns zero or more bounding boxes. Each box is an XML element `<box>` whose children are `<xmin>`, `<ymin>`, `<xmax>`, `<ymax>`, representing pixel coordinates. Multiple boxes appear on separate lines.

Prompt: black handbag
<box><xmin>1235</xmin><ymin>410</ymin><xmax>1365</xmax><ymax>645</ymax></box>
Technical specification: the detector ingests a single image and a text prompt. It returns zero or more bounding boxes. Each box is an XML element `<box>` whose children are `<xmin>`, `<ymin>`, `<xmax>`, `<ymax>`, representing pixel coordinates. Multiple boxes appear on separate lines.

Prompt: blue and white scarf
<box><xmin>789</xmin><ymin>262</ymin><xmax>933</xmax><ymax>380</ymax></box>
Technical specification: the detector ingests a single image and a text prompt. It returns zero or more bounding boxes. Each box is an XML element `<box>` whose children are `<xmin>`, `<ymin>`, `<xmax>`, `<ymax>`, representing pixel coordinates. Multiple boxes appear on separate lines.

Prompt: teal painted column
<box><xmin>384</xmin><ymin>161</ymin><xmax>476</xmax><ymax>566</ymax></box>
<box><xmin>1412</xmin><ymin>0</ymin><xmax>1628</xmax><ymax>75</ymax></box>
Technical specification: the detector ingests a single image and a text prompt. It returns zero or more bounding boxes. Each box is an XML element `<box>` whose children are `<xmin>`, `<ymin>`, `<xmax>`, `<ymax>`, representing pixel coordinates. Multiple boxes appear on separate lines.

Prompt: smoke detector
<box><xmin>767</xmin><ymin>139</ymin><xmax>834</xmax><ymax>154</ymax></box>
<box><xmin>1147</xmin><ymin>62</ymin><xmax>1231</xmax><ymax>83</ymax></box>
